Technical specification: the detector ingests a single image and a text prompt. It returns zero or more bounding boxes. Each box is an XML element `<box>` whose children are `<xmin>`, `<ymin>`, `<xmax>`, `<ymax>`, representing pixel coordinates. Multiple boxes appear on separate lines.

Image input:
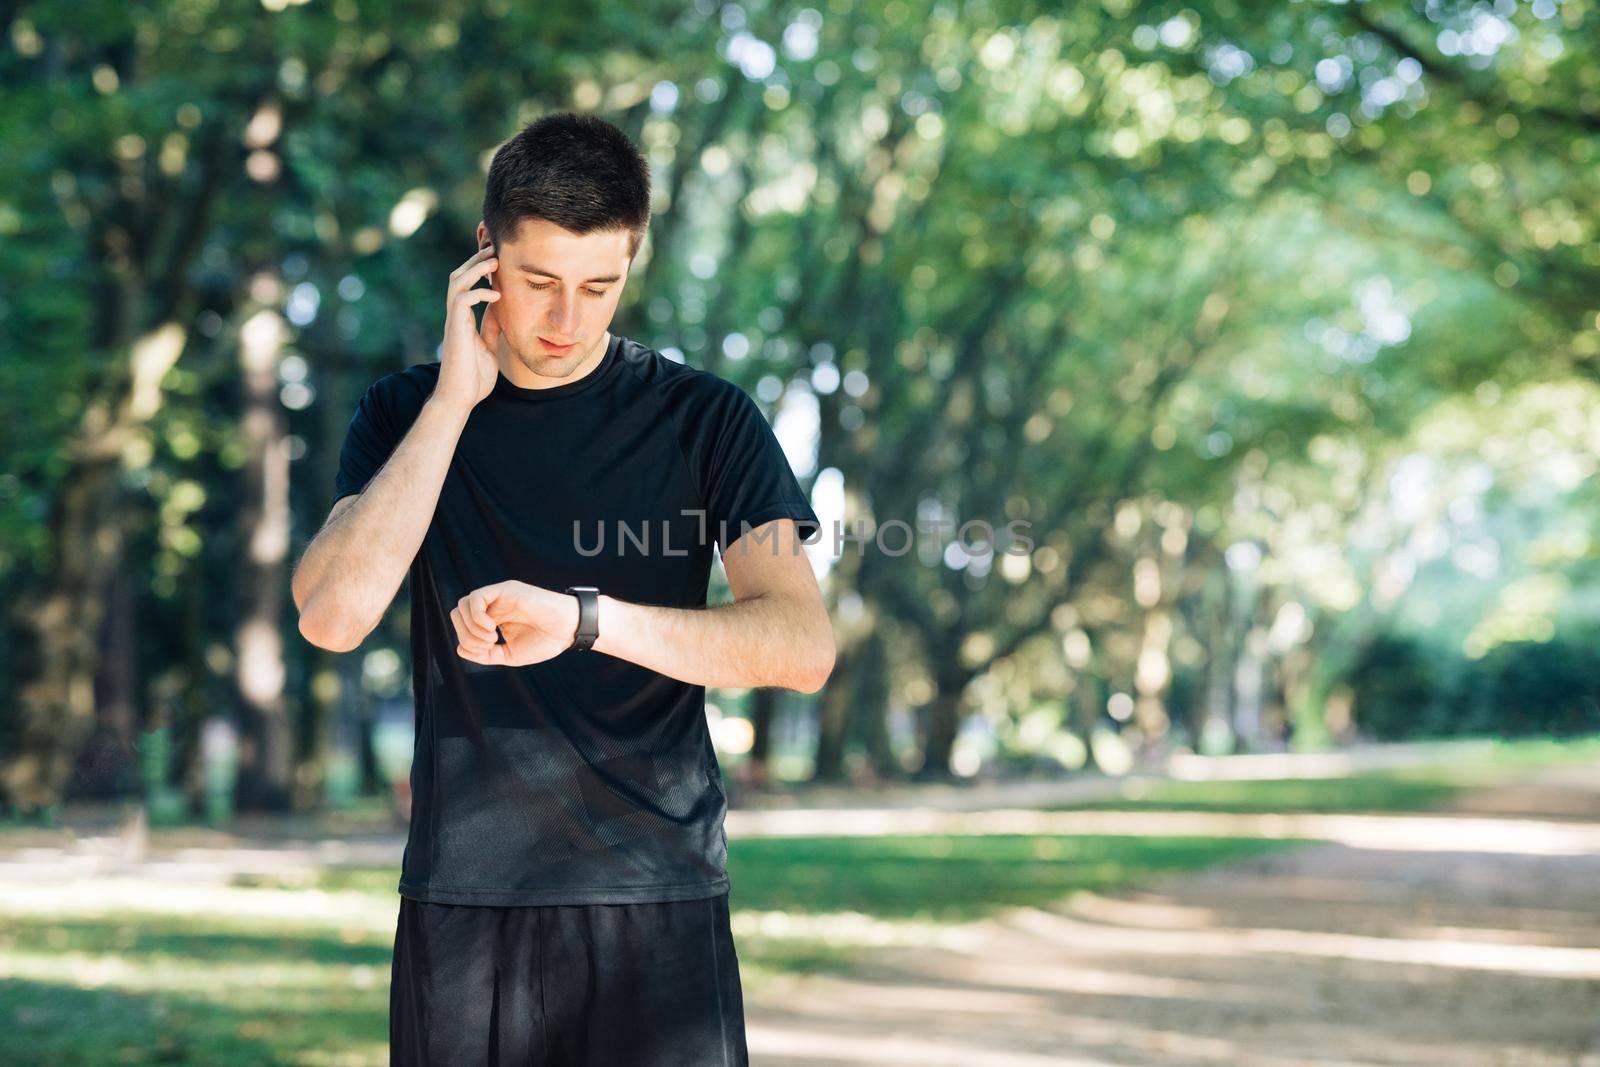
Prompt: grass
<box><xmin>1059</xmin><ymin>770</ymin><xmax>1468</xmax><ymax>813</ymax></box>
<box><xmin>0</xmin><ymin>832</ymin><xmax>1292</xmax><ymax>1065</ymax></box>
<box><xmin>726</xmin><ymin>833</ymin><xmax>1289</xmax><ymax>921</ymax></box>
<box><xmin>0</xmin><ymin>913</ymin><xmax>391</xmax><ymax>1066</ymax></box>
<box><xmin>1</xmin><ymin>732</ymin><xmax>1595</xmax><ymax>1065</ymax></box>
<box><xmin>1054</xmin><ymin>734</ymin><xmax>1600</xmax><ymax>814</ymax></box>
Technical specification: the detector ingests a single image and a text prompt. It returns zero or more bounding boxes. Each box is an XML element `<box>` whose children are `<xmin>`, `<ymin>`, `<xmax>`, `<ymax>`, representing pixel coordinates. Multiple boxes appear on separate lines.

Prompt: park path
<box><xmin>3</xmin><ymin>741</ymin><xmax>1597</xmax><ymax>1064</ymax></box>
<box><xmin>0</xmin><ymin>741</ymin><xmax>1502</xmax><ymax>884</ymax></box>
<box><xmin>741</xmin><ymin>757</ymin><xmax>1600</xmax><ymax>1067</ymax></box>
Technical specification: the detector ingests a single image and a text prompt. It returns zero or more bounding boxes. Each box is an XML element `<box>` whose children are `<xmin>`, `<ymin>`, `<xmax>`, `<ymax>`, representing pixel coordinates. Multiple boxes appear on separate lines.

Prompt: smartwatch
<box><xmin>563</xmin><ymin>585</ymin><xmax>600</xmax><ymax>652</ymax></box>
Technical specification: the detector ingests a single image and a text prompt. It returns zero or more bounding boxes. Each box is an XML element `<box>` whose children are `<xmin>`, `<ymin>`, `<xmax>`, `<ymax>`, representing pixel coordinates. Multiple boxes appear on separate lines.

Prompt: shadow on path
<box><xmin>744</xmin><ymin>758</ymin><xmax>1600</xmax><ymax>1066</ymax></box>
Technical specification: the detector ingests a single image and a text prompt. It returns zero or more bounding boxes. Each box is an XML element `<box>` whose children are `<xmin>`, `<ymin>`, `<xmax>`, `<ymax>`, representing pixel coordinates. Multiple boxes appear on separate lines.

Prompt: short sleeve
<box><xmin>330</xmin><ymin>380</ymin><xmax>398</xmax><ymax>509</ymax></box>
<box><xmin>330</xmin><ymin>369</ymin><xmax>435</xmax><ymax>509</ymax></box>
<box><xmin>695</xmin><ymin>379</ymin><xmax>821</xmax><ymax>554</ymax></box>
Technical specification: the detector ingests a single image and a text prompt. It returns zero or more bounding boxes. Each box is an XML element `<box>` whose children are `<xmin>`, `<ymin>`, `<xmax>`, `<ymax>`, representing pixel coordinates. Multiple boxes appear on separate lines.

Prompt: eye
<box><xmin>527</xmin><ymin>282</ymin><xmax>608</xmax><ymax>298</ymax></box>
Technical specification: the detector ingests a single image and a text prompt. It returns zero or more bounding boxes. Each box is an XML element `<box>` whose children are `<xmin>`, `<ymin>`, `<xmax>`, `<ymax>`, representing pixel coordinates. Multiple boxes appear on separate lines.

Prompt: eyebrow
<box><xmin>516</xmin><ymin>264</ymin><xmax>621</xmax><ymax>285</ymax></box>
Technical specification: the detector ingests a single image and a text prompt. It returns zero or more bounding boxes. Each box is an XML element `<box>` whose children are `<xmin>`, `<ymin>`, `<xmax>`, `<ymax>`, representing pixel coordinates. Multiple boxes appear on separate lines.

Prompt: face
<box><xmin>475</xmin><ymin>216</ymin><xmax>634</xmax><ymax>380</ymax></box>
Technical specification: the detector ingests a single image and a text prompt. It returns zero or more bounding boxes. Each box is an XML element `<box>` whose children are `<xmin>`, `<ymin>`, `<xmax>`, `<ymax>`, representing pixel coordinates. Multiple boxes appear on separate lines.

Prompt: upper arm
<box><xmin>721</xmin><ymin>517</ymin><xmax>826</xmax><ymax>614</ymax></box>
<box><xmin>721</xmin><ymin>517</ymin><xmax>836</xmax><ymax>689</ymax></box>
<box><xmin>729</xmin><ymin>518</ymin><xmax>825</xmax><ymax>601</ymax></box>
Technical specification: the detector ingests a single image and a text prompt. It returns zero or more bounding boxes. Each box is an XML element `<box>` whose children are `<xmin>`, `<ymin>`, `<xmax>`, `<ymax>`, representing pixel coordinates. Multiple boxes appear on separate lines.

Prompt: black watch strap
<box><xmin>564</xmin><ymin>586</ymin><xmax>599</xmax><ymax>652</ymax></box>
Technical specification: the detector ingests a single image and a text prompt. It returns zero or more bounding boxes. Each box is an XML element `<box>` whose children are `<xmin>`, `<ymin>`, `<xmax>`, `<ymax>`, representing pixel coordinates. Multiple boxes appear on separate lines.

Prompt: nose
<box><xmin>548</xmin><ymin>289</ymin><xmax>578</xmax><ymax>332</ymax></box>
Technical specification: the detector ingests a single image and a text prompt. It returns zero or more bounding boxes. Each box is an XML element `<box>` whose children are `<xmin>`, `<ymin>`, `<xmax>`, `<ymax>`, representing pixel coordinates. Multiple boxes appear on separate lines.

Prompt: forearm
<box><xmin>295</xmin><ymin>396</ymin><xmax>471</xmax><ymax>649</ymax></box>
<box><xmin>590</xmin><ymin>592</ymin><xmax>835</xmax><ymax>694</ymax></box>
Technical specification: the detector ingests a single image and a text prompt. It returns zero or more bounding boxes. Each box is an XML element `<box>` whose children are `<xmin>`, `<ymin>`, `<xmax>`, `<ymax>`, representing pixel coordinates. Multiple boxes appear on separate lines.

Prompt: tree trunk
<box><xmin>812</xmin><ymin>626</ymin><xmax>897</xmax><ymax>784</ymax></box>
<box><xmin>810</xmin><ymin>641</ymin><xmax>858</xmax><ymax>783</ymax></box>
<box><xmin>294</xmin><ymin>343</ymin><xmax>357</xmax><ymax>808</ymax></box>
<box><xmin>1230</xmin><ymin>585</ymin><xmax>1273</xmax><ymax>753</ymax></box>
<box><xmin>68</xmin><ymin>563</ymin><xmax>141</xmax><ymax>800</ymax></box>
<box><xmin>175</xmin><ymin>552</ymin><xmax>209</xmax><ymax>812</ymax></box>
<box><xmin>231</xmin><ymin>307</ymin><xmax>293</xmax><ymax>813</ymax></box>
<box><xmin>0</xmin><ymin>324</ymin><xmax>186</xmax><ymax>812</ymax></box>
<box><xmin>342</xmin><ymin>653</ymin><xmax>382</xmax><ymax>797</ymax></box>
<box><xmin>1197</xmin><ymin>570</ymin><xmax>1235</xmax><ymax>751</ymax></box>
<box><xmin>1072</xmin><ymin>671</ymin><xmax>1103</xmax><ymax>773</ymax></box>
<box><xmin>746</xmin><ymin>687</ymin><xmax>780</xmax><ymax>786</ymax></box>
<box><xmin>915</xmin><ymin>663</ymin><xmax>969</xmax><ymax>781</ymax></box>
<box><xmin>849</xmin><ymin>629</ymin><xmax>898</xmax><ymax>779</ymax></box>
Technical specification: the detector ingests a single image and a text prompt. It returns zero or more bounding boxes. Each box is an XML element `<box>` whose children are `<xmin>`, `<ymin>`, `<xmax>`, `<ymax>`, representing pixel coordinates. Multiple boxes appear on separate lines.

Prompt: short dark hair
<box><xmin>483</xmin><ymin>111</ymin><xmax>652</xmax><ymax>260</ymax></box>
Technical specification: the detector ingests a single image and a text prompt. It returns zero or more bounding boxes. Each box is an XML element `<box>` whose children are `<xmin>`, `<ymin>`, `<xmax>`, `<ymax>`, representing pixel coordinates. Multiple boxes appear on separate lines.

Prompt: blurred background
<box><xmin>3</xmin><ymin>1</ymin><xmax>1600</xmax><ymax>1064</ymax></box>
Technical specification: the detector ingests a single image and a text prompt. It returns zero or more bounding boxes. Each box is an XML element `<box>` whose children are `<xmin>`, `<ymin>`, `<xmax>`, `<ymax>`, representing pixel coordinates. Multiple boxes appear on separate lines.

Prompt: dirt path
<box><xmin>742</xmin><ymin>759</ymin><xmax>1600</xmax><ymax>1067</ymax></box>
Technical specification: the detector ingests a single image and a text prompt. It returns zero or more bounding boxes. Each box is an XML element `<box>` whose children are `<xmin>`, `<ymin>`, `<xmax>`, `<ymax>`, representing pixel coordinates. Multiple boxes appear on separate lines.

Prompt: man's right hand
<box><xmin>434</xmin><ymin>244</ymin><xmax>504</xmax><ymax>412</ymax></box>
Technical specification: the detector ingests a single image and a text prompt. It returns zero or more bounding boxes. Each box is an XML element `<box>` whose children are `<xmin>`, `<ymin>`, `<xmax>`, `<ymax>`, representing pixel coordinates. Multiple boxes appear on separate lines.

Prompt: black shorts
<box><xmin>389</xmin><ymin>891</ymin><xmax>749</xmax><ymax>1066</ymax></box>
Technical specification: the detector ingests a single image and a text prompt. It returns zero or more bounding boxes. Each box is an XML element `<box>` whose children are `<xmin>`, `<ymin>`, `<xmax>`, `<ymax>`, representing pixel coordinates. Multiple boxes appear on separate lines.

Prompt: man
<box><xmin>291</xmin><ymin>111</ymin><xmax>835</xmax><ymax>1066</ymax></box>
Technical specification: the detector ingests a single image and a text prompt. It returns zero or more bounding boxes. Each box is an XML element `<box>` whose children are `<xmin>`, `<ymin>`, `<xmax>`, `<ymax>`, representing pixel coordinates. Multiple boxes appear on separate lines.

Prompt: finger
<box><xmin>450</xmin><ymin>605</ymin><xmax>491</xmax><ymax>652</ymax></box>
<box><xmin>477</xmin><ymin>581</ymin><xmax>525</xmax><ymax>625</ymax></box>
<box><xmin>458</xmin><ymin>606</ymin><xmax>497</xmax><ymax>652</ymax></box>
<box><xmin>456</xmin><ymin>626</ymin><xmax>500</xmax><ymax>660</ymax></box>
<box><xmin>457</xmin><ymin>640</ymin><xmax>508</xmax><ymax>666</ymax></box>
<box><xmin>450</xmin><ymin>257</ymin><xmax>499</xmax><ymax>297</ymax></box>
<box><xmin>453</xmin><ymin>287</ymin><xmax>501</xmax><ymax>312</ymax></box>
<box><xmin>451</xmin><ymin>244</ymin><xmax>496</xmax><ymax>279</ymax></box>
<box><xmin>455</xmin><ymin>596</ymin><xmax>497</xmax><ymax>644</ymax></box>
<box><xmin>468</xmin><ymin>590</ymin><xmax>498</xmax><ymax>638</ymax></box>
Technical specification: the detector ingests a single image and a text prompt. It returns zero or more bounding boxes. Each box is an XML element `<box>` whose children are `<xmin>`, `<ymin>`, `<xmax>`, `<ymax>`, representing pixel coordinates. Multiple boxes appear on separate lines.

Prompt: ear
<box><xmin>476</xmin><ymin>220</ymin><xmax>491</xmax><ymax>250</ymax></box>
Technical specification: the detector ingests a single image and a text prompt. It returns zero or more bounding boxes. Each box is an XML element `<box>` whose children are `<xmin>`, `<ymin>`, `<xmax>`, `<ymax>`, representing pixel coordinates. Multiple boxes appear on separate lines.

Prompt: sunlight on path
<box><xmin>743</xmin><ymin>758</ymin><xmax>1600</xmax><ymax>1067</ymax></box>
<box><xmin>727</xmin><ymin>808</ymin><xmax>1600</xmax><ymax>855</ymax></box>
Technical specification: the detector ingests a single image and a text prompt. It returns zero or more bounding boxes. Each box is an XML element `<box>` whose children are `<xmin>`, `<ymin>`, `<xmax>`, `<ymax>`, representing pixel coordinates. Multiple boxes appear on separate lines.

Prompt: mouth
<box><xmin>539</xmin><ymin>337</ymin><xmax>578</xmax><ymax>354</ymax></box>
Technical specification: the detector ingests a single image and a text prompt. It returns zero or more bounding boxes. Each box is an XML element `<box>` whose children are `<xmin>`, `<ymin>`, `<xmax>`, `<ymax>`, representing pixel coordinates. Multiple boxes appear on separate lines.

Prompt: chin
<box><xmin>513</xmin><ymin>347</ymin><xmax>575</xmax><ymax>378</ymax></box>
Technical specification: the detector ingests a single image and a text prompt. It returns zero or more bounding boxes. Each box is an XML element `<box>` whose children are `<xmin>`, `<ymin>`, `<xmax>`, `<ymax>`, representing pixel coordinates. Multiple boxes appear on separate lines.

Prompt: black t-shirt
<box><xmin>330</xmin><ymin>333</ymin><xmax>819</xmax><ymax>905</ymax></box>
